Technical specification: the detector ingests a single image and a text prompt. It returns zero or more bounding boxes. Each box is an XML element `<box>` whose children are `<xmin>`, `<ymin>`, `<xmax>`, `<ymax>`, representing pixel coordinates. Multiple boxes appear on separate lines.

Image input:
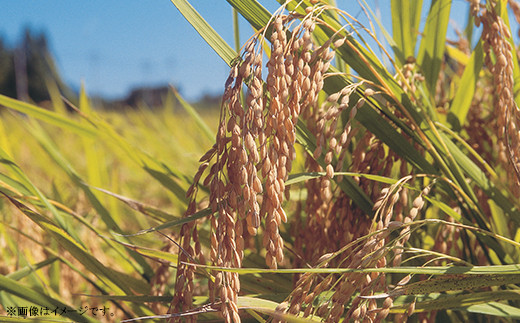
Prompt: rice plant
<box><xmin>168</xmin><ymin>0</ymin><xmax>520</xmax><ymax>322</ymax></box>
<box><xmin>2</xmin><ymin>0</ymin><xmax>520</xmax><ymax>322</ymax></box>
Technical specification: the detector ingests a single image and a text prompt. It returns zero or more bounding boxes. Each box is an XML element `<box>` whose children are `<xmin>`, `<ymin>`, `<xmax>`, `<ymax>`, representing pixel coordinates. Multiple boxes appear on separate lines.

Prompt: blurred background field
<box><xmin>0</xmin><ymin>86</ymin><xmax>222</xmax><ymax>322</ymax></box>
<box><xmin>0</xmin><ymin>25</ymin><xmax>225</xmax><ymax>321</ymax></box>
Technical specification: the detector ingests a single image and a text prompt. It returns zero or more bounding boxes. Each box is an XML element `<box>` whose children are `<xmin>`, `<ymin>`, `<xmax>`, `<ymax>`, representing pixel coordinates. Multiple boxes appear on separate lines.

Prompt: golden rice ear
<box><xmin>480</xmin><ymin>6</ymin><xmax>520</xmax><ymax>194</ymax></box>
<box><xmin>171</xmin><ymin>7</ymin><xmax>342</xmax><ymax>320</ymax></box>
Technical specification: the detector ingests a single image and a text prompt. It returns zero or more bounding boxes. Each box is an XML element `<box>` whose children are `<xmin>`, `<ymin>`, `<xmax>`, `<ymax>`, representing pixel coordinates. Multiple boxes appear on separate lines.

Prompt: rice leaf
<box><xmin>450</xmin><ymin>42</ymin><xmax>483</xmax><ymax>127</ymax></box>
<box><xmin>417</xmin><ymin>0</ymin><xmax>452</xmax><ymax>92</ymax></box>
<box><xmin>7</xmin><ymin>257</ymin><xmax>59</xmax><ymax>281</ymax></box>
<box><xmin>0</xmin><ymin>145</ymin><xmax>77</xmax><ymax>242</ymax></box>
<box><xmin>391</xmin><ymin>290</ymin><xmax>520</xmax><ymax>317</ymax></box>
<box><xmin>25</xmin><ymin>119</ymin><xmax>120</xmax><ymax>232</ymax></box>
<box><xmin>390</xmin><ymin>274</ymin><xmax>520</xmax><ymax>296</ymax></box>
<box><xmin>2</xmin><ymin>194</ymin><xmax>138</xmax><ymax>295</ymax></box>
<box><xmin>183</xmin><ymin>262</ymin><xmax>520</xmax><ymax>275</ymax></box>
<box><xmin>496</xmin><ymin>0</ymin><xmax>520</xmax><ymax>104</ymax></box>
<box><xmin>89</xmin><ymin>184</ymin><xmax>178</xmax><ymax>222</ymax></box>
<box><xmin>0</xmin><ymin>94</ymin><xmax>96</xmax><ymax>138</ymax></box>
<box><xmin>286</xmin><ymin>171</ymin><xmax>399</xmax><ymax>186</ymax></box>
<box><xmin>78</xmin><ymin>294</ymin><xmax>172</xmax><ymax>303</ymax></box>
<box><xmin>0</xmin><ymin>274</ymin><xmax>99</xmax><ymax>323</ymax></box>
<box><xmin>440</xmin><ymin>132</ymin><xmax>520</xmax><ymax>222</ymax></box>
<box><xmin>226</xmin><ymin>0</ymin><xmax>272</xmax><ymax>34</ymax></box>
<box><xmin>116</xmin><ymin>207</ymin><xmax>212</xmax><ymax>237</ymax></box>
<box><xmin>0</xmin><ymin>173</ymin><xmax>32</xmax><ymax>197</ymax></box>
<box><xmin>169</xmin><ymin>0</ymin><xmax>236</xmax><ymax>65</ymax></box>
<box><xmin>111</xmin><ymin>239</ymin><xmax>179</xmax><ymax>264</ymax></box>
<box><xmin>391</xmin><ymin>0</ymin><xmax>423</xmax><ymax>65</ymax></box>
<box><xmin>465</xmin><ymin>300</ymin><xmax>520</xmax><ymax>319</ymax></box>
<box><xmin>170</xmin><ymin>86</ymin><xmax>214</xmax><ymax>141</ymax></box>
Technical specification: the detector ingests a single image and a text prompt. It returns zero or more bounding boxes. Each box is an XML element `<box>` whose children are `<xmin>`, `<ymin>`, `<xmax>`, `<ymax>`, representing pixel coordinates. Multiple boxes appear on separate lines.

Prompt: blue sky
<box><xmin>1</xmin><ymin>1</ymin><xmax>473</xmax><ymax>101</ymax></box>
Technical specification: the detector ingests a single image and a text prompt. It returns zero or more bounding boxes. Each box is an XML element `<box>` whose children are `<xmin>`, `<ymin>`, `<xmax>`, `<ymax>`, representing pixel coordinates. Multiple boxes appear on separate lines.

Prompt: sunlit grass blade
<box><xmin>182</xmin><ymin>262</ymin><xmax>520</xmax><ymax>275</ymax></box>
<box><xmin>169</xmin><ymin>0</ymin><xmax>236</xmax><ymax>65</ymax></box>
<box><xmin>0</xmin><ymin>274</ymin><xmax>100</xmax><ymax>323</ymax></box>
<box><xmin>417</xmin><ymin>0</ymin><xmax>452</xmax><ymax>92</ymax></box>
<box><xmin>6</xmin><ymin>257</ymin><xmax>59</xmax><ymax>281</ymax></box>
<box><xmin>0</xmin><ymin>94</ymin><xmax>96</xmax><ymax>138</ymax></box>
<box><xmin>79</xmin><ymin>84</ymin><xmax>108</xmax><ymax>212</ymax></box>
<box><xmin>465</xmin><ymin>300</ymin><xmax>520</xmax><ymax>319</ymax></box>
<box><xmin>497</xmin><ymin>1</ymin><xmax>520</xmax><ymax>104</ymax></box>
<box><xmin>440</xmin><ymin>132</ymin><xmax>520</xmax><ymax>222</ymax></box>
<box><xmin>44</xmin><ymin>76</ymin><xmax>67</xmax><ymax>114</ymax></box>
<box><xmin>7</xmin><ymin>120</ymin><xmax>156</xmax><ymax>278</ymax></box>
<box><xmin>25</xmin><ymin>118</ymin><xmax>120</xmax><ymax>231</ymax></box>
<box><xmin>0</xmin><ymin>145</ymin><xmax>77</xmax><ymax>241</ymax></box>
<box><xmin>2</xmin><ymin>194</ymin><xmax>141</xmax><ymax>295</ymax></box>
<box><xmin>89</xmin><ymin>184</ymin><xmax>178</xmax><ymax>222</ymax></box>
<box><xmin>390</xmin><ymin>274</ymin><xmax>520</xmax><ymax>296</ymax></box>
<box><xmin>171</xmin><ymin>86</ymin><xmax>214</xmax><ymax>141</ymax></box>
<box><xmin>80</xmin><ymin>294</ymin><xmax>172</xmax><ymax>303</ymax></box>
<box><xmin>111</xmin><ymin>239</ymin><xmax>178</xmax><ymax>264</ymax></box>
<box><xmin>0</xmin><ymin>173</ymin><xmax>32</xmax><ymax>197</ymax></box>
<box><xmin>391</xmin><ymin>0</ymin><xmax>423</xmax><ymax>65</ymax></box>
<box><xmin>286</xmin><ymin>171</ymin><xmax>400</xmax><ymax>186</ymax></box>
<box><xmin>391</xmin><ymin>290</ymin><xmax>520</xmax><ymax>318</ymax></box>
<box><xmin>227</xmin><ymin>0</ymin><xmax>273</xmax><ymax>34</ymax></box>
<box><xmin>116</xmin><ymin>207</ymin><xmax>212</xmax><ymax>237</ymax></box>
<box><xmin>449</xmin><ymin>42</ymin><xmax>483</xmax><ymax>128</ymax></box>
<box><xmin>66</xmin><ymin>97</ymin><xmax>191</xmax><ymax>205</ymax></box>
<box><xmin>4</xmin><ymin>223</ymin><xmax>138</xmax><ymax>318</ymax></box>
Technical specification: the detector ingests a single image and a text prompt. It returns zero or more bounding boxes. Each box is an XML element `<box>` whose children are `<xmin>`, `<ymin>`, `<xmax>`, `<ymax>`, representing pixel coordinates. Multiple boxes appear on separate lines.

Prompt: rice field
<box><xmin>3</xmin><ymin>0</ymin><xmax>520</xmax><ymax>322</ymax></box>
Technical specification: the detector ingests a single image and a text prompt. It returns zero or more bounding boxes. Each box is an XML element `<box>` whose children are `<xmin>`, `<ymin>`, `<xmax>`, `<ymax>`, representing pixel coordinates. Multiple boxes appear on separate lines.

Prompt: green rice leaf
<box><xmin>79</xmin><ymin>294</ymin><xmax>172</xmax><ymax>303</ymax></box>
<box><xmin>0</xmin><ymin>173</ymin><xmax>32</xmax><ymax>197</ymax></box>
<box><xmin>466</xmin><ymin>300</ymin><xmax>520</xmax><ymax>319</ymax></box>
<box><xmin>2</xmin><ymin>194</ymin><xmax>138</xmax><ymax>295</ymax></box>
<box><xmin>171</xmin><ymin>86</ymin><xmax>214</xmax><ymax>141</ymax></box>
<box><xmin>417</xmin><ymin>0</ymin><xmax>452</xmax><ymax>92</ymax></box>
<box><xmin>0</xmin><ymin>145</ymin><xmax>77</xmax><ymax>241</ymax></box>
<box><xmin>7</xmin><ymin>257</ymin><xmax>59</xmax><ymax>281</ymax></box>
<box><xmin>111</xmin><ymin>239</ymin><xmax>179</xmax><ymax>264</ymax></box>
<box><xmin>183</xmin><ymin>262</ymin><xmax>520</xmax><ymax>275</ymax></box>
<box><xmin>391</xmin><ymin>291</ymin><xmax>520</xmax><ymax>318</ymax></box>
<box><xmin>25</xmin><ymin>119</ymin><xmax>120</xmax><ymax>232</ymax></box>
<box><xmin>449</xmin><ymin>42</ymin><xmax>483</xmax><ymax>127</ymax></box>
<box><xmin>116</xmin><ymin>207</ymin><xmax>212</xmax><ymax>237</ymax></box>
<box><xmin>0</xmin><ymin>94</ymin><xmax>96</xmax><ymax>138</ymax></box>
<box><xmin>89</xmin><ymin>185</ymin><xmax>178</xmax><ymax>222</ymax></box>
<box><xmin>169</xmin><ymin>0</ymin><xmax>236</xmax><ymax>65</ymax></box>
<box><xmin>390</xmin><ymin>274</ymin><xmax>520</xmax><ymax>296</ymax></box>
<box><xmin>391</xmin><ymin>0</ymin><xmax>423</xmax><ymax>65</ymax></box>
<box><xmin>0</xmin><ymin>274</ymin><xmax>99</xmax><ymax>323</ymax></box>
<box><xmin>286</xmin><ymin>171</ymin><xmax>399</xmax><ymax>186</ymax></box>
<box><xmin>226</xmin><ymin>0</ymin><xmax>272</xmax><ymax>33</ymax></box>
<box><xmin>21</xmin><ymin>117</ymin><xmax>156</xmax><ymax>280</ymax></box>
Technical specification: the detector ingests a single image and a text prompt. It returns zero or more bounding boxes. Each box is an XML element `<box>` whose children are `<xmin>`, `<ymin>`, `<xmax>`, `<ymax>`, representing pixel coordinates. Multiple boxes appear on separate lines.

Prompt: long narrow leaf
<box><xmin>0</xmin><ymin>94</ymin><xmax>96</xmax><ymax>138</ymax></box>
<box><xmin>0</xmin><ymin>274</ymin><xmax>99</xmax><ymax>323</ymax></box>
<box><xmin>391</xmin><ymin>0</ymin><xmax>423</xmax><ymax>65</ymax></box>
<box><xmin>169</xmin><ymin>0</ymin><xmax>236</xmax><ymax>65</ymax></box>
<box><xmin>450</xmin><ymin>42</ymin><xmax>483</xmax><ymax>127</ymax></box>
<box><xmin>417</xmin><ymin>0</ymin><xmax>452</xmax><ymax>92</ymax></box>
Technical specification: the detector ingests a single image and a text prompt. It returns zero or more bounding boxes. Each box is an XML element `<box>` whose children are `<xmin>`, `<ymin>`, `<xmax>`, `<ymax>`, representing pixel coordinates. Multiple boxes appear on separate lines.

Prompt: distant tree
<box><xmin>1</xmin><ymin>28</ymin><xmax>73</xmax><ymax>103</ymax></box>
<box><xmin>0</xmin><ymin>39</ymin><xmax>16</xmax><ymax>99</ymax></box>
